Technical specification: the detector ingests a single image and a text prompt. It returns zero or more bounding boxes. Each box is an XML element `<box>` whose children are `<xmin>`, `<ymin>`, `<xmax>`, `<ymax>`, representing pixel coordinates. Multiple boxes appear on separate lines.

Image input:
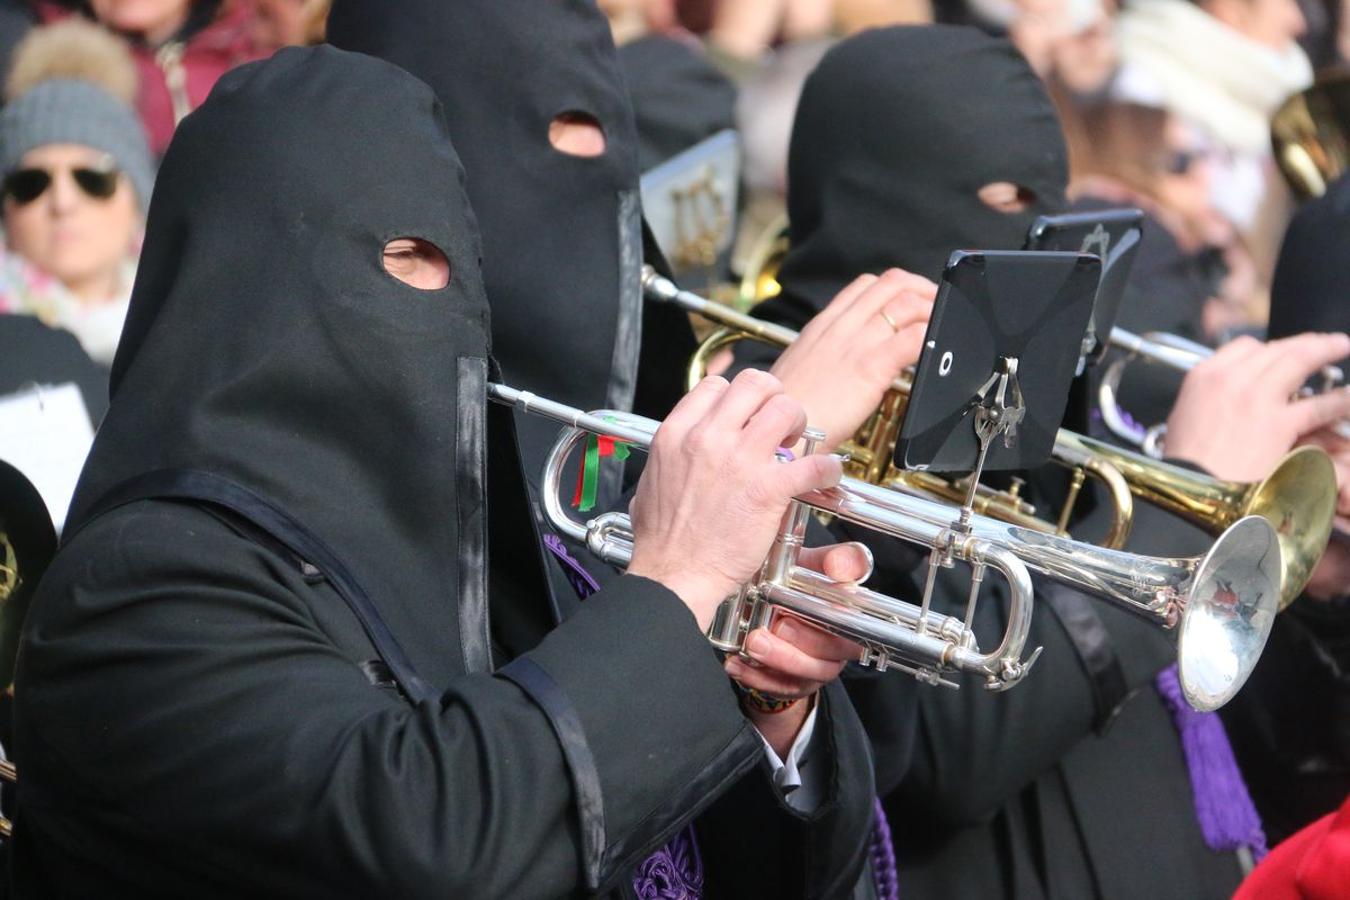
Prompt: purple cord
<box><xmin>871</xmin><ymin>797</ymin><xmax>900</xmax><ymax>900</ymax></box>
<box><xmin>543</xmin><ymin>533</ymin><xmax>601</xmax><ymax>599</ymax></box>
<box><xmin>1155</xmin><ymin>664</ymin><xmax>1268</xmax><ymax>860</ymax></box>
<box><xmin>632</xmin><ymin>825</ymin><xmax>704</xmax><ymax>900</ymax></box>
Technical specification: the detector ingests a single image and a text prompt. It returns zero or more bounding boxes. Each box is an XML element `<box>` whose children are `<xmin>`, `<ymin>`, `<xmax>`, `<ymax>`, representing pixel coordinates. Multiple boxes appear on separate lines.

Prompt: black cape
<box><xmin>12</xmin><ymin>47</ymin><xmax>876</xmax><ymax>899</ymax></box>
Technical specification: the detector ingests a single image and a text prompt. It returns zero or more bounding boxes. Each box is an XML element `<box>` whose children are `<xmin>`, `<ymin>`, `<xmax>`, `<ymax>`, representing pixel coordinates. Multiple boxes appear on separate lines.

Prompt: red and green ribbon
<box><xmin>572</xmin><ymin>424</ymin><xmax>632</xmax><ymax>512</ymax></box>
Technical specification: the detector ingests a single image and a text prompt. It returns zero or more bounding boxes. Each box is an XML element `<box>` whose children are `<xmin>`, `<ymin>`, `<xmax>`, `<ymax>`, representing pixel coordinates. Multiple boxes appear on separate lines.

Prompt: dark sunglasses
<box><xmin>1</xmin><ymin>165</ymin><xmax>121</xmax><ymax>205</ymax></box>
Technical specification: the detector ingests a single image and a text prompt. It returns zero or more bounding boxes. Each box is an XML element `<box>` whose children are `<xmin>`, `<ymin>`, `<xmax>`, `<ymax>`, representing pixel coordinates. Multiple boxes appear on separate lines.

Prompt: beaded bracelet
<box><xmin>734</xmin><ymin>681</ymin><xmax>801</xmax><ymax>715</ymax></box>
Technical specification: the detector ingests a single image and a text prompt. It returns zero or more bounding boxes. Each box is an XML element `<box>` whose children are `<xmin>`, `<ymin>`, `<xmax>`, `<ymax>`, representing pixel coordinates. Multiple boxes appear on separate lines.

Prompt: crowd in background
<box><xmin>0</xmin><ymin>0</ymin><xmax>1340</xmax><ymax>381</ymax></box>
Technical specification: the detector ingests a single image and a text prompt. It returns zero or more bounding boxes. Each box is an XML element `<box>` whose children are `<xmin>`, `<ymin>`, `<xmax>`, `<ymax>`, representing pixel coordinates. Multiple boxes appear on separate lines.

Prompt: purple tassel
<box><xmin>632</xmin><ymin>825</ymin><xmax>704</xmax><ymax>900</ymax></box>
<box><xmin>871</xmin><ymin>797</ymin><xmax>900</xmax><ymax>900</ymax></box>
<box><xmin>542</xmin><ymin>533</ymin><xmax>601</xmax><ymax>599</ymax></box>
<box><xmin>1155</xmin><ymin>664</ymin><xmax>1268</xmax><ymax>860</ymax></box>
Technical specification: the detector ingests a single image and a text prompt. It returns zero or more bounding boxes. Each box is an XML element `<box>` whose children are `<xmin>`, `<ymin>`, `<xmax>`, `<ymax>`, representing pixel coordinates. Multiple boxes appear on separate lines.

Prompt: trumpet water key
<box><xmin>488</xmin><ymin>383</ymin><xmax>1283</xmax><ymax>710</ymax></box>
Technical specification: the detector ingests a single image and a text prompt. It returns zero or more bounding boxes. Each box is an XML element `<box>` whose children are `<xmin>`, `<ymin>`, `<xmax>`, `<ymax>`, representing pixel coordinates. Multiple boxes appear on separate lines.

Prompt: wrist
<box><xmin>743</xmin><ymin>689</ymin><xmax>814</xmax><ymax>758</ymax></box>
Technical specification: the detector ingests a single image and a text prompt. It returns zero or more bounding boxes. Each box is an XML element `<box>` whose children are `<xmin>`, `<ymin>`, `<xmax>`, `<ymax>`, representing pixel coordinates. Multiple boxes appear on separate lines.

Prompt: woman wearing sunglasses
<box><xmin>0</xmin><ymin>21</ymin><xmax>155</xmax><ymax>366</ymax></box>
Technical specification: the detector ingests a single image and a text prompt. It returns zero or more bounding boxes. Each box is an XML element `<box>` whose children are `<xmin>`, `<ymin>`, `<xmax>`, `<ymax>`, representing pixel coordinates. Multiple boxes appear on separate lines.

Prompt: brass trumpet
<box><xmin>1097</xmin><ymin>326</ymin><xmax>1341</xmax><ymax>608</ymax></box>
<box><xmin>650</xmin><ymin>270</ymin><xmax>1338</xmax><ymax>610</ymax></box>
<box><xmin>490</xmin><ymin>383</ymin><xmax>1281</xmax><ymax>711</ymax></box>
<box><xmin>1272</xmin><ymin>67</ymin><xmax>1350</xmax><ymax>200</ymax></box>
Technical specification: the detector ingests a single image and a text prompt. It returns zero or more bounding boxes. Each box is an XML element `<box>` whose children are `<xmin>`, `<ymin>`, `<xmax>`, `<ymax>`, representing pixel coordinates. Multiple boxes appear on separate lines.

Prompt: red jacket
<box><xmin>1235</xmin><ymin>794</ymin><xmax>1350</xmax><ymax>899</ymax></box>
<box><xmin>34</xmin><ymin>1</ymin><xmax>265</xmax><ymax>156</ymax></box>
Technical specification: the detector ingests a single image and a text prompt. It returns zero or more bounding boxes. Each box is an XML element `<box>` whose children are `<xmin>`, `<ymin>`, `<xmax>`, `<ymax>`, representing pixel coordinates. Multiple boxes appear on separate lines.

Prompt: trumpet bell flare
<box><xmin>1177</xmin><ymin>515</ymin><xmax>1281</xmax><ymax>711</ymax></box>
<box><xmin>1247</xmin><ymin>446</ymin><xmax>1339</xmax><ymax>610</ymax></box>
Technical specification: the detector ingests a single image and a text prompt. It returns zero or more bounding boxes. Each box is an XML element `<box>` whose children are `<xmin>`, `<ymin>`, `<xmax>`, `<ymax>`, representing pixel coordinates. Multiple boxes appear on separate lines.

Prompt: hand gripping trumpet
<box><xmin>489</xmin><ymin>384</ymin><xmax>1282</xmax><ymax>711</ymax></box>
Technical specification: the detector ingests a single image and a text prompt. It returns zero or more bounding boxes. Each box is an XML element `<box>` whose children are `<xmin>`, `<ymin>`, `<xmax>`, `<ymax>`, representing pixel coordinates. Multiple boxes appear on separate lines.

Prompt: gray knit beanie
<box><xmin>0</xmin><ymin>78</ymin><xmax>155</xmax><ymax>213</ymax></box>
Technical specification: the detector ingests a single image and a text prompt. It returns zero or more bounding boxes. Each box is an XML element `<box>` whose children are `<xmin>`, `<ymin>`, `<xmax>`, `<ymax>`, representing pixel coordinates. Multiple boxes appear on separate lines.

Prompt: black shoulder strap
<box><xmin>70</xmin><ymin>469</ymin><xmax>433</xmax><ymax>704</ymax></box>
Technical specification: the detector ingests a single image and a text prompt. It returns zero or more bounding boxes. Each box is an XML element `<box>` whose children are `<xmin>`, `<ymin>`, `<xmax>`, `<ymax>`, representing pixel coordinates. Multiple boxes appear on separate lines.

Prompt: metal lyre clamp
<box><xmin>911</xmin><ymin>355</ymin><xmax>1040</xmax><ymax>689</ymax></box>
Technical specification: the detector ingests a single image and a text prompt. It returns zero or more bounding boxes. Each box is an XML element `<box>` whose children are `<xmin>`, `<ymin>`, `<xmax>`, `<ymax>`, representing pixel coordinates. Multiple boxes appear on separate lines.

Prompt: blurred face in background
<box><xmin>88</xmin><ymin>0</ymin><xmax>193</xmax><ymax>44</ymax></box>
<box><xmin>2</xmin><ymin>144</ymin><xmax>140</xmax><ymax>301</ymax></box>
<box><xmin>1154</xmin><ymin>118</ymin><xmax>1230</xmax><ymax>248</ymax></box>
<box><xmin>1204</xmin><ymin>0</ymin><xmax>1306</xmax><ymax>47</ymax></box>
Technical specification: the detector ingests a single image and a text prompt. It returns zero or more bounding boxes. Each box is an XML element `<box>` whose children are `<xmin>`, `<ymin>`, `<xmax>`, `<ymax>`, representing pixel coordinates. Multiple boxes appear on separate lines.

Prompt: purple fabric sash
<box><xmin>1155</xmin><ymin>664</ymin><xmax>1268</xmax><ymax>860</ymax></box>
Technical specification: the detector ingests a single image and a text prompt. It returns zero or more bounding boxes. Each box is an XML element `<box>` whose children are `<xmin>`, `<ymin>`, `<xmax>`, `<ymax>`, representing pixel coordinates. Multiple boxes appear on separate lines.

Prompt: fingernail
<box><xmin>746</xmin><ymin>632</ymin><xmax>771</xmax><ymax>658</ymax></box>
<box><xmin>778</xmin><ymin>621</ymin><xmax>799</xmax><ymax>642</ymax></box>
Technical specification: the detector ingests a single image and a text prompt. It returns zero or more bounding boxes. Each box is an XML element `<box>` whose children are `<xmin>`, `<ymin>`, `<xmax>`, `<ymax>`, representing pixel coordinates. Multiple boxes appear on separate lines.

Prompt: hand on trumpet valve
<box><xmin>769</xmin><ymin>267</ymin><xmax>935</xmax><ymax>452</ymax></box>
<box><xmin>725</xmin><ymin>543</ymin><xmax>870</xmax><ymax>755</ymax></box>
<box><xmin>1164</xmin><ymin>332</ymin><xmax>1350</xmax><ymax>481</ymax></box>
<box><xmin>626</xmin><ymin>369</ymin><xmax>843</xmax><ymax>630</ymax></box>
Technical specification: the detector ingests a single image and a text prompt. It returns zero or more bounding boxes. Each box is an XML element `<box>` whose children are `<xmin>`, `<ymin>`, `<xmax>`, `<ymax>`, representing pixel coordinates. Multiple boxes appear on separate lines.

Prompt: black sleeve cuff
<box><xmin>501</xmin><ymin>574</ymin><xmax>761</xmax><ymax>891</ymax></box>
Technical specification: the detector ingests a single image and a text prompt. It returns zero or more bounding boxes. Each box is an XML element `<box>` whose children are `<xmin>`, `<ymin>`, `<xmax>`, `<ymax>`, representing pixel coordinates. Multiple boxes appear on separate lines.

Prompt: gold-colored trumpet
<box><xmin>645</xmin><ymin>267</ymin><xmax>1339</xmax><ymax>608</ymax></box>
<box><xmin>1272</xmin><ymin>67</ymin><xmax>1350</xmax><ymax>200</ymax></box>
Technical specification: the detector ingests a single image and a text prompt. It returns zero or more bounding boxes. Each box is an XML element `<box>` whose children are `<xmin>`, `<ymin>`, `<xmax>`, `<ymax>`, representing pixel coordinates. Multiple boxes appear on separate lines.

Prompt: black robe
<box><xmin>734</xmin><ymin>26</ymin><xmax>1249</xmax><ymax>898</ymax></box>
<box><xmin>11</xmin><ymin>47</ymin><xmax>872</xmax><ymax>899</ymax></box>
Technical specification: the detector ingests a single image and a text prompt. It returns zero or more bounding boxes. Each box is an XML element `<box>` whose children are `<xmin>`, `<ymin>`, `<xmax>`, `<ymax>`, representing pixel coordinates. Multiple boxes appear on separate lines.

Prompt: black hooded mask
<box><xmin>1269</xmin><ymin>173</ymin><xmax>1350</xmax><ymax>366</ymax></box>
<box><xmin>65</xmin><ymin>45</ymin><xmax>501</xmax><ymax>683</ymax></box>
<box><xmin>769</xmin><ymin>25</ymin><xmax>1069</xmax><ymax>324</ymax></box>
<box><xmin>327</xmin><ymin>0</ymin><xmax>649</xmax><ymax>493</ymax></box>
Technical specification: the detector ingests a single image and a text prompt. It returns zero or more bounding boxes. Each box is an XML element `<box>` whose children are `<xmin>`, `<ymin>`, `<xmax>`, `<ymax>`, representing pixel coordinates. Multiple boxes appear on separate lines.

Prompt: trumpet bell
<box><xmin>1272</xmin><ymin>68</ymin><xmax>1350</xmax><ymax>200</ymax></box>
<box><xmin>1243</xmin><ymin>446</ymin><xmax>1339</xmax><ymax>611</ymax></box>
<box><xmin>1178</xmin><ymin>515</ymin><xmax>1281</xmax><ymax>711</ymax></box>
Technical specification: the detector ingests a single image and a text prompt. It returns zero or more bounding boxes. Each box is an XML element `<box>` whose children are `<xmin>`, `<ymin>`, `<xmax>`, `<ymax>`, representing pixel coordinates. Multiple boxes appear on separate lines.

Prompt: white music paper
<box><xmin>0</xmin><ymin>383</ymin><xmax>95</xmax><ymax>534</ymax></box>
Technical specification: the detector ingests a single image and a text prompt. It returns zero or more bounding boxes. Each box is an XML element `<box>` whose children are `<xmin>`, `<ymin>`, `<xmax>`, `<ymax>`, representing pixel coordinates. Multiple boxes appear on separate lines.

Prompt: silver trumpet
<box><xmin>1100</xmin><ymin>326</ymin><xmax>1350</xmax><ymax>458</ymax></box>
<box><xmin>489</xmin><ymin>384</ymin><xmax>1281</xmax><ymax>711</ymax></box>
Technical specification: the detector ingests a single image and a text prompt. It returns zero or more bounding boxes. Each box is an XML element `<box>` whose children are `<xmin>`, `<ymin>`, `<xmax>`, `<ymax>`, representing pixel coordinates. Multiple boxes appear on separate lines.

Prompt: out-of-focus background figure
<box><xmin>0</xmin><ymin>19</ymin><xmax>152</xmax><ymax>366</ymax></box>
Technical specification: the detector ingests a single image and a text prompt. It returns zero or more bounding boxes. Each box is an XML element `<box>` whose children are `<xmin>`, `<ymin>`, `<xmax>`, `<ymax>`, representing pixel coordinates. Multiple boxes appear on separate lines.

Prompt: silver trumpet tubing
<box><xmin>1100</xmin><ymin>326</ymin><xmax>1350</xmax><ymax>457</ymax></box>
<box><xmin>489</xmin><ymin>384</ymin><xmax>1282</xmax><ymax>710</ymax></box>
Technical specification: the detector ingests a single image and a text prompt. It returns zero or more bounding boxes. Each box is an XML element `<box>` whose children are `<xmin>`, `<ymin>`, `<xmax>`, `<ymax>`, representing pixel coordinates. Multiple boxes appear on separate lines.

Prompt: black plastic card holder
<box><xmin>1025</xmin><ymin>208</ymin><xmax>1144</xmax><ymax>367</ymax></box>
<box><xmin>895</xmin><ymin>250</ymin><xmax>1101</xmax><ymax>475</ymax></box>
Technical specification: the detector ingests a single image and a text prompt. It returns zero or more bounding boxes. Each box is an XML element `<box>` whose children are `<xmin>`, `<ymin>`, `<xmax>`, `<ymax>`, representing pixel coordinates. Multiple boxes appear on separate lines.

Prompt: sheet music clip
<box><xmin>957</xmin><ymin>356</ymin><xmax>1025</xmax><ymax>532</ymax></box>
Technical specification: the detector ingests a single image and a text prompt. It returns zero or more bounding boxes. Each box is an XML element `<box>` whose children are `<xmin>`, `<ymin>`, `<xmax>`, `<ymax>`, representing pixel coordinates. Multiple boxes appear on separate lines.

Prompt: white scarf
<box><xmin>1116</xmin><ymin>0</ymin><xmax>1312</xmax><ymax>155</ymax></box>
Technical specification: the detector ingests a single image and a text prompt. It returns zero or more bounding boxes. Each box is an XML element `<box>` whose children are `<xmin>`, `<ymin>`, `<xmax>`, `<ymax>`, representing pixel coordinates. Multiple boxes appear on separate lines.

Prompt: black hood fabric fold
<box><xmin>327</xmin><ymin>0</ymin><xmax>648</xmax><ymax>488</ymax></box>
<box><xmin>65</xmin><ymin>45</ymin><xmax>496</xmax><ymax>683</ymax></box>
<box><xmin>1269</xmin><ymin>173</ymin><xmax>1350</xmax><ymax>370</ymax></box>
<box><xmin>772</xmin><ymin>25</ymin><xmax>1068</xmax><ymax>319</ymax></box>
